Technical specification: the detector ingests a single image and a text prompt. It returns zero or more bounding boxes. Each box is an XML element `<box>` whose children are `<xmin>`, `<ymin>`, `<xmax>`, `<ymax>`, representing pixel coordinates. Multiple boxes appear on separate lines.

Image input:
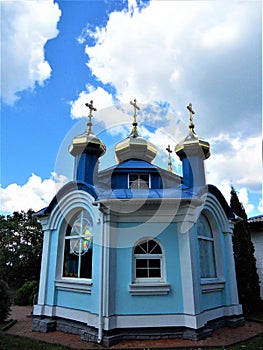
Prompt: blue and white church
<box><xmin>33</xmin><ymin>100</ymin><xmax>244</xmax><ymax>345</ymax></box>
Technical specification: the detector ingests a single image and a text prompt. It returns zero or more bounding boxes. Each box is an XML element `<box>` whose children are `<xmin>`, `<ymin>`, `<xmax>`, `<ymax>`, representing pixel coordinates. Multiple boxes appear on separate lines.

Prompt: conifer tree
<box><xmin>230</xmin><ymin>186</ymin><xmax>260</xmax><ymax>314</ymax></box>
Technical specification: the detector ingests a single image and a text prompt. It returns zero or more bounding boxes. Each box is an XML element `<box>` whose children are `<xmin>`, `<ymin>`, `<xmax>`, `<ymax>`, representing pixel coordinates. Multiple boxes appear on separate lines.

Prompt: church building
<box><xmin>33</xmin><ymin>100</ymin><xmax>244</xmax><ymax>346</ymax></box>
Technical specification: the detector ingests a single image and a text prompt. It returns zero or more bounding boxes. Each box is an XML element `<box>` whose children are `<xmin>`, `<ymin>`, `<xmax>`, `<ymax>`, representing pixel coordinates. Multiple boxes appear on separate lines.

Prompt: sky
<box><xmin>1</xmin><ymin>0</ymin><xmax>262</xmax><ymax>218</ymax></box>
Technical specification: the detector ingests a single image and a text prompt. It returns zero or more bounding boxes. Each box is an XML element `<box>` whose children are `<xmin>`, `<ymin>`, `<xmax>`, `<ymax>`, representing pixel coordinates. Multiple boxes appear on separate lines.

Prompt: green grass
<box><xmin>0</xmin><ymin>332</ymin><xmax>73</xmax><ymax>350</ymax></box>
<box><xmin>0</xmin><ymin>332</ymin><xmax>262</xmax><ymax>350</ymax></box>
<box><xmin>226</xmin><ymin>333</ymin><xmax>263</xmax><ymax>350</ymax></box>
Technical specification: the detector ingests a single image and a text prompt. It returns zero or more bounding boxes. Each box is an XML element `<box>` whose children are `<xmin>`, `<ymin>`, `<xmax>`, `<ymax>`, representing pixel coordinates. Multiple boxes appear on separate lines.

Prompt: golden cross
<box><xmin>187</xmin><ymin>103</ymin><xmax>195</xmax><ymax>131</ymax></box>
<box><xmin>85</xmin><ymin>100</ymin><xmax>97</xmax><ymax>134</ymax></box>
<box><xmin>130</xmin><ymin>98</ymin><xmax>140</xmax><ymax>124</ymax></box>
<box><xmin>166</xmin><ymin>144</ymin><xmax>173</xmax><ymax>172</ymax></box>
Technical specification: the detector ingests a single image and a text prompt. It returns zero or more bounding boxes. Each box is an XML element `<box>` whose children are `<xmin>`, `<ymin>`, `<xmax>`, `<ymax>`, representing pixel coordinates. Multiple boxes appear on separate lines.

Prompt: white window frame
<box><xmin>61</xmin><ymin>210</ymin><xmax>93</xmax><ymax>282</ymax></box>
<box><xmin>129</xmin><ymin>238</ymin><xmax>170</xmax><ymax>295</ymax></box>
<box><xmin>197</xmin><ymin>214</ymin><xmax>216</xmax><ymax>279</ymax></box>
<box><xmin>128</xmin><ymin>173</ymin><xmax>151</xmax><ymax>189</ymax></box>
<box><xmin>197</xmin><ymin>211</ymin><xmax>225</xmax><ymax>293</ymax></box>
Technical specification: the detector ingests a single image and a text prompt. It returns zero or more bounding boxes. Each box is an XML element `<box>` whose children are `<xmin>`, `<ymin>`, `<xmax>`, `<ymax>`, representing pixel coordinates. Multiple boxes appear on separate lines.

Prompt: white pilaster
<box><xmin>34</xmin><ymin>225</ymin><xmax>51</xmax><ymax>311</ymax></box>
<box><xmin>224</xmin><ymin>223</ymin><xmax>241</xmax><ymax>307</ymax></box>
<box><xmin>177</xmin><ymin>202</ymin><xmax>202</xmax><ymax>316</ymax></box>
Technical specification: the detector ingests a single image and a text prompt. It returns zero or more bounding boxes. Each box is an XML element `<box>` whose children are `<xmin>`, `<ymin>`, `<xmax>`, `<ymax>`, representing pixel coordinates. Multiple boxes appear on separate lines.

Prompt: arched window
<box><xmin>197</xmin><ymin>214</ymin><xmax>216</xmax><ymax>278</ymax></box>
<box><xmin>63</xmin><ymin>210</ymin><xmax>93</xmax><ymax>279</ymax></box>
<box><xmin>133</xmin><ymin>239</ymin><xmax>163</xmax><ymax>281</ymax></box>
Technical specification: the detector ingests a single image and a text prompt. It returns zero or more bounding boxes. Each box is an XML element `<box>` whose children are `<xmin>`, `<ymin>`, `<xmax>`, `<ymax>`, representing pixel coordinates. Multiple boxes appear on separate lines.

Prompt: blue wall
<box><xmin>114</xmin><ymin>222</ymin><xmax>184</xmax><ymax>315</ymax></box>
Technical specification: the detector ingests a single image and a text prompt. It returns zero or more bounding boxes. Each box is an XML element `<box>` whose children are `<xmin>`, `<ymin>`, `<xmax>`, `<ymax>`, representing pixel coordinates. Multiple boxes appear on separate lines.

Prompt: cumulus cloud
<box><xmin>79</xmin><ymin>0</ymin><xmax>260</xmax><ymax>137</ymax></box>
<box><xmin>70</xmin><ymin>85</ymin><xmax>114</xmax><ymax>119</ymax></box>
<box><xmin>0</xmin><ymin>173</ymin><xmax>67</xmax><ymax>214</ymax></box>
<box><xmin>206</xmin><ymin>134</ymin><xmax>261</xmax><ymax>192</ymax></box>
<box><xmin>70</xmin><ymin>0</ymin><xmax>261</xmax><ymax>215</ymax></box>
<box><xmin>1</xmin><ymin>0</ymin><xmax>61</xmax><ymax>104</ymax></box>
<box><xmin>204</xmin><ymin>134</ymin><xmax>262</xmax><ymax>215</ymax></box>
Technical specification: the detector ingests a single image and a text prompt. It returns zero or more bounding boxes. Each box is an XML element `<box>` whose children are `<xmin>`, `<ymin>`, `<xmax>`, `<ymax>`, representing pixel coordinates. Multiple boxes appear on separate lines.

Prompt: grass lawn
<box><xmin>0</xmin><ymin>331</ymin><xmax>262</xmax><ymax>350</ymax></box>
<box><xmin>0</xmin><ymin>332</ymin><xmax>72</xmax><ymax>350</ymax></box>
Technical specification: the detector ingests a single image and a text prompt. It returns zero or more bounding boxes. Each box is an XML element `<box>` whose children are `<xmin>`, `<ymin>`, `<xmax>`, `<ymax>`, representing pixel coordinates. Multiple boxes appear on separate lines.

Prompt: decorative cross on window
<box><xmin>85</xmin><ymin>100</ymin><xmax>97</xmax><ymax>134</ymax></box>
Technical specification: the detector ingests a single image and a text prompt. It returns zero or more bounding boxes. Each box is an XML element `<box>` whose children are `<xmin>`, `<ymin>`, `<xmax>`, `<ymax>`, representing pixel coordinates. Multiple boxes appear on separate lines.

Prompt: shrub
<box><xmin>14</xmin><ymin>280</ymin><xmax>39</xmax><ymax>306</ymax></box>
<box><xmin>0</xmin><ymin>280</ymin><xmax>11</xmax><ymax>323</ymax></box>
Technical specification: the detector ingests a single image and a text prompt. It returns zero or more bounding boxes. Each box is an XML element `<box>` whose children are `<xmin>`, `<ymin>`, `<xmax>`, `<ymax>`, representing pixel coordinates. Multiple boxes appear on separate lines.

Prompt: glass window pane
<box><xmin>149</xmin><ymin>240</ymin><xmax>162</xmax><ymax>254</ymax></box>
<box><xmin>137</xmin><ymin>241</ymin><xmax>148</xmax><ymax>254</ymax></box>
<box><xmin>136</xmin><ymin>259</ymin><xmax>148</xmax><ymax>268</ymax></box>
<box><xmin>129</xmin><ymin>174</ymin><xmax>150</xmax><ymax>189</ymax></box>
<box><xmin>149</xmin><ymin>259</ymin><xmax>160</xmax><ymax>268</ymax></box>
<box><xmin>149</xmin><ymin>268</ymin><xmax>161</xmax><ymax>278</ymax></box>
<box><xmin>63</xmin><ymin>210</ymin><xmax>93</xmax><ymax>279</ymax></box>
<box><xmin>130</xmin><ymin>174</ymin><xmax>138</xmax><ymax>182</ymax></box>
<box><xmin>197</xmin><ymin>215</ymin><xmax>213</xmax><ymax>238</ymax></box>
<box><xmin>136</xmin><ymin>268</ymin><xmax>148</xmax><ymax>278</ymax></box>
<box><xmin>63</xmin><ymin>239</ymin><xmax>78</xmax><ymax>277</ymax></box>
<box><xmin>140</xmin><ymin>174</ymin><xmax>149</xmax><ymax>183</ymax></box>
<box><xmin>199</xmin><ymin>239</ymin><xmax>216</xmax><ymax>278</ymax></box>
<box><xmin>134</xmin><ymin>239</ymin><xmax>163</xmax><ymax>281</ymax></box>
<box><xmin>80</xmin><ymin>249</ymin><xmax>92</xmax><ymax>279</ymax></box>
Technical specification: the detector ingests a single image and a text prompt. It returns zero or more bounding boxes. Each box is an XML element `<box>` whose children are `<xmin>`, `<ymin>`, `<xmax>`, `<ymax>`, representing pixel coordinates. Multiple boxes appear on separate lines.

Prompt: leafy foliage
<box><xmin>0</xmin><ymin>279</ymin><xmax>12</xmax><ymax>323</ymax></box>
<box><xmin>14</xmin><ymin>280</ymin><xmax>39</xmax><ymax>306</ymax></box>
<box><xmin>230</xmin><ymin>186</ymin><xmax>261</xmax><ymax>314</ymax></box>
<box><xmin>0</xmin><ymin>209</ymin><xmax>43</xmax><ymax>288</ymax></box>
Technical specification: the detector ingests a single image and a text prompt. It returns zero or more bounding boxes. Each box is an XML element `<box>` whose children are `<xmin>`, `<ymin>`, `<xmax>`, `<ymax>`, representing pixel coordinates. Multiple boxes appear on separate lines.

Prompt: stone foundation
<box><xmin>32</xmin><ymin>315</ymin><xmax>245</xmax><ymax>347</ymax></box>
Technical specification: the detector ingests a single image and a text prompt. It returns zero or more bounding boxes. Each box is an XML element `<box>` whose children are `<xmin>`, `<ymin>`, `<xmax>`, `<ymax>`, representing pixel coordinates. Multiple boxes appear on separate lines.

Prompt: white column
<box><xmin>224</xmin><ymin>223</ymin><xmax>241</xmax><ymax>307</ymax></box>
<box><xmin>177</xmin><ymin>201</ymin><xmax>202</xmax><ymax>326</ymax></box>
<box><xmin>33</xmin><ymin>226</ymin><xmax>51</xmax><ymax>315</ymax></box>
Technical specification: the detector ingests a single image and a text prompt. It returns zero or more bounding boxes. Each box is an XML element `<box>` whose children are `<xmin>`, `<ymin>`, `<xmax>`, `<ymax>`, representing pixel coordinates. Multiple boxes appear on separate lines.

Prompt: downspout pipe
<box><xmin>97</xmin><ymin>205</ymin><xmax>108</xmax><ymax>343</ymax></box>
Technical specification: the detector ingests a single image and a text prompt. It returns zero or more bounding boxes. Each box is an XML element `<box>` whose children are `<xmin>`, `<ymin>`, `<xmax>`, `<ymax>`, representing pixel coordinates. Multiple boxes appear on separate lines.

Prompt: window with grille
<box><xmin>197</xmin><ymin>214</ymin><xmax>216</xmax><ymax>278</ymax></box>
<box><xmin>133</xmin><ymin>239</ymin><xmax>163</xmax><ymax>281</ymax></box>
<box><xmin>63</xmin><ymin>210</ymin><xmax>93</xmax><ymax>279</ymax></box>
<box><xmin>129</xmin><ymin>174</ymin><xmax>150</xmax><ymax>189</ymax></box>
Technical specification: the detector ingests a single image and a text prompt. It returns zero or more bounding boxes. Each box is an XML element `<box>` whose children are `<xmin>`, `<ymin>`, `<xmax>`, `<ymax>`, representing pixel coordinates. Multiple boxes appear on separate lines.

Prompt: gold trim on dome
<box><xmin>69</xmin><ymin>99</ymin><xmax>106</xmax><ymax>157</ymax></box>
<box><xmin>114</xmin><ymin>99</ymin><xmax>157</xmax><ymax>163</ymax></box>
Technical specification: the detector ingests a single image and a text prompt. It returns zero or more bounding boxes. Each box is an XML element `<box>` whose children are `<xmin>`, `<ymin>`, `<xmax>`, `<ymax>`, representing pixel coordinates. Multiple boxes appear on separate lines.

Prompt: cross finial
<box><xmin>85</xmin><ymin>100</ymin><xmax>97</xmax><ymax>134</ymax></box>
<box><xmin>130</xmin><ymin>98</ymin><xmax>140</xmax><ymax>125</ymax></box>
<box><xmin>166</xmin><ymin>144</ymin><xmax>173</xmax><ymax>172</ymax></box>
<box><xmin>187</xmin><ymin>103</ymin><xmax>195</xmax><ymax>132</ymax></box>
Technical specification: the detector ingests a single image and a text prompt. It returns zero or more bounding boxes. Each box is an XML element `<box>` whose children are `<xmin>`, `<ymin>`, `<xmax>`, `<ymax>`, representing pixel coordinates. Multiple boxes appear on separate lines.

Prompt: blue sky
<box><xmin>1</xmin><ymin>0</ymin><xmax>262</xmax><ymax>217</ymax></box>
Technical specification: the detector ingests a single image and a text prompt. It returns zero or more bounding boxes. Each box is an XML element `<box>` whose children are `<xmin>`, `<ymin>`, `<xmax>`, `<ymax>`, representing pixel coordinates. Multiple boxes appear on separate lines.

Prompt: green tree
<box><xmin>230</xmin><ymin>186</ymin><xmax>260</xmax><ymax>314</ymax></box>
<box><xmin>0</xmin><ymin>209</ymin><xmax>43</xmax><ymax>288</ymax></box>
<box><xmin>0</xmin><ymin>280</ymin><xmax>11</xmax><ymax>323</ymax></box>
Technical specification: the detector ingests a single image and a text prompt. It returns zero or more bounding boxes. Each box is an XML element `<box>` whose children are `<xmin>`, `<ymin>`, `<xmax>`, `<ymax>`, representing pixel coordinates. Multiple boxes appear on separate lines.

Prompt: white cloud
<box><xmin>207</xmin><ymin>180</ymin><xmax>255</xmax><ymax>216</ymax></box>
<box><xmin>74</xmin><ymin>0</ymin><xmax>260</xmax><ymax>150</ymax></box>
<box><xmin>206</xmin><ymin>134</ymin><xmax>261</xmax><ymax>192</ymax></box>
<box><xmin>0</xmin><ymin>173</ymin><xmax>67</xmax><ymax>214</ymax></box>
<box><xmin>238</xmin><ymin>188</ymin><xmax>254</xmax><ymax>215</ymax></box>
<box><xmin>81</xmin><ymin>0</ymin><xmax>260</xmax><ymax>124</ymax></box>
<box><xmin>205</xmin><ymin>134</ymin><xmax>262</xmax><ymax>215</ymax></box>
<box><xmin>70</xmin><ymin>85</ymin><xmax>114</xmax><ymax>119</ymax></box>
<box><xmin>69</xmin><ymin>0</ymin><xmax>261</xmax><ymax>214</ymax></box>
<box><xmin>1</xmin><ymin>0</ymin><xmax>61</xmax><ymax>104</ymax></box>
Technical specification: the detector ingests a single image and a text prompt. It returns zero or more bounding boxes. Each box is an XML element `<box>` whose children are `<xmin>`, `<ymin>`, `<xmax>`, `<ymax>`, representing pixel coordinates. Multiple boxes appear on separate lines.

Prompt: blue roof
<box><xmin>96</xmin><ymin>187</ymin><xmax>191</xmax><ymax>200</ymax></box>
<box><xmin>115</xmin><ymin>159</ymin><xmax>157</xmax><ymax>170</ymax></box>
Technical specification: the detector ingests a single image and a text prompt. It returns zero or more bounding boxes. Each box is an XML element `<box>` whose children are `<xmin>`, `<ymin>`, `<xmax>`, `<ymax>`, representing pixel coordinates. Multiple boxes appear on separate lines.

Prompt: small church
<box><xmin>33</xmin><ymin>99</ymin><xmax>244</xmax><ymax>346</ymax></box>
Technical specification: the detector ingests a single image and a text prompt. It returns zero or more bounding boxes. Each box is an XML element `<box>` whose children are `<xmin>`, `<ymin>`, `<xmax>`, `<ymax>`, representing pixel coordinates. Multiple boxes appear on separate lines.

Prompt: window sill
<box><xmin>129</xmin><ymin>283</ymin><xmax>170</xmax><ymax>295</ymax></box>
<box><xmin>201</xmin><ymin>278</ymin><xmax>225</xmax><ymax>293</ymax></box>
<box><xmin>55</xmin><ymin>279</ymin><xmax>92</xmax><ymax>294</ymax></box>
